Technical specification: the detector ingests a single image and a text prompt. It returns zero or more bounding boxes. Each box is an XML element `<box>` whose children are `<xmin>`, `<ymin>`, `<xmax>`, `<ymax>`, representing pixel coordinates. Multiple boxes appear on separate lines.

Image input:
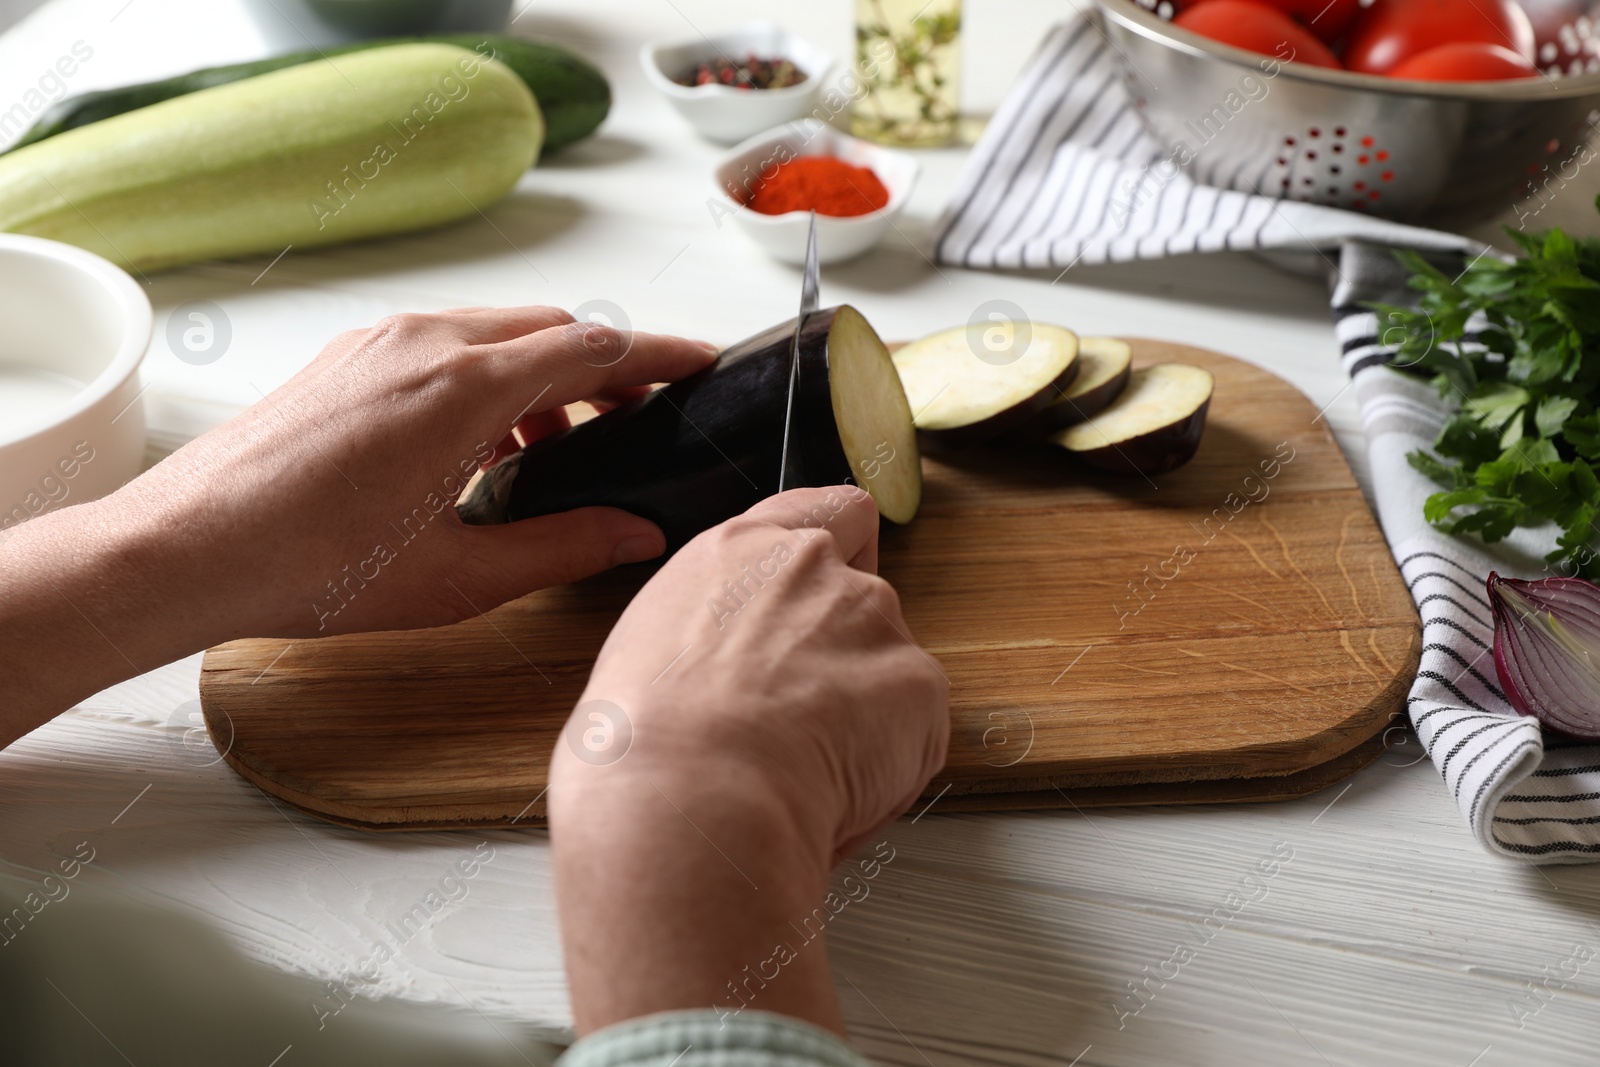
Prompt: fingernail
<box><xmin>698</xmin><ymin>341</ymin><xmax>721</xmax><ymax>356</ymax></box>
<box><xmin>613</xmin><ymin>533</ymin><xmax>664</xmax><ymax>566</ymax></box>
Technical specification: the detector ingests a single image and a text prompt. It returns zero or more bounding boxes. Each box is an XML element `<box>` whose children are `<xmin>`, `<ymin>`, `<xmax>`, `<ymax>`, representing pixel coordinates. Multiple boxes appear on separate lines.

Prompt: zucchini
<box><xmin>5</xmin><ymin>34</ymin><xmax>608</xmax><ymax>156</ymax></box>
<box><xmin>464</xmin><ymin>306</ymin><xmax>922</xmax><ymax>551</ymax></box>
<box><xmin>0</xmin><ymin>44</ymin><xmax>542</xmax><ymax>272</ymax></box>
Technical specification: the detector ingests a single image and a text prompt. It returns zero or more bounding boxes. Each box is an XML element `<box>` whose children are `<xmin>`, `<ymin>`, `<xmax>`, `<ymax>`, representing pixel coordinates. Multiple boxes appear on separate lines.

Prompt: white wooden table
<box><xmin>5</xmin><ymin>1</ymin><xmax>1600</xmax><ymax>1063</ymax></box>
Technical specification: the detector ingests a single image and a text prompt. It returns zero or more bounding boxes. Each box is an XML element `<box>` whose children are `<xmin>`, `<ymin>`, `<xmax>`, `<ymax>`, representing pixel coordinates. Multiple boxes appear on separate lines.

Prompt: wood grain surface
<box><xmin>199</xmin><ymin>339</ymin><xmax>1420</xmax><ymax>830</ymax></box>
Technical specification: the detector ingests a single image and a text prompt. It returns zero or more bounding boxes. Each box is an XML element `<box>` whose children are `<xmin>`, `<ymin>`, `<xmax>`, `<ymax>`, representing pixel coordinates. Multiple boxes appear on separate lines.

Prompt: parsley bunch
<box><xmin>1375</xmin><ymin>223</ymin><xmax>1600</xmax><ymax>579</ymax></box>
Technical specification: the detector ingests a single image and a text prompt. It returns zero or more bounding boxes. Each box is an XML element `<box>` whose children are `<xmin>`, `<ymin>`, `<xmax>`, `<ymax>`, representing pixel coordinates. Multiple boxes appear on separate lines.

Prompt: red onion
<box><xmin>1489</xmin><ymin>572</ymin><xmax>1600</xmax><ymax>740</ymax></box>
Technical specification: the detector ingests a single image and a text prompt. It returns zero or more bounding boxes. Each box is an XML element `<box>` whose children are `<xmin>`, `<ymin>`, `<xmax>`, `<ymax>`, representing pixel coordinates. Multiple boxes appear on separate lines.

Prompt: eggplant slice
<box><xmin>893</xmin><ymin>321</ymin><xmax>1078</xmax><ymax>446</ymax></box>
<box><xmin>1051</xmin><ymin>363</ymin><xmax>1213</xmax><ymax>476</ymax></box>
<box><xmin>476</xmin><ymin>304</ymin><xmax>919</xmax><ymax>552</ymax></box>
<box><xmin>829</xmin><ymin>306</ymin><xmax>922</xmax><ymax>525</ymax></box>
<box><xmin>1025</xmin><ymin>336</ymin><xmax>1133</xmax><ymax>434</ymax></box>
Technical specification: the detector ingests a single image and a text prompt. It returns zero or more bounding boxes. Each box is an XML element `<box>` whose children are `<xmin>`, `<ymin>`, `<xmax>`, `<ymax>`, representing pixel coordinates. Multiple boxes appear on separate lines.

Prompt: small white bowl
<box><xmin>712</xmin><ymin>126</ymin><xmax>919</xmax><ymax>265</ymax></box>
<box><xmin>0</xmin><ymin>235</ymin><xmax>151</xmax><ymax>530</ymax></box>
<box><xmin>640</xmin><ymin>22</ymin><xmax>834</xmax><ymax>145</ymax></box>
<box><xmin>242</xmin><ymin>0</ymin><xmax>512</xmax><ymax>49</ymax></box>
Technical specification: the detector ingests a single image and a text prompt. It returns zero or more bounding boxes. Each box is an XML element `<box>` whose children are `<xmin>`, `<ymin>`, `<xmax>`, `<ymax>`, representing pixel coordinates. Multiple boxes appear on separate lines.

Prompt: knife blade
<box><xmin>776</xmin><ymin>212</ymin><xmax>820</xmax><ymax>493</ymax></box>
<box><xmin>798</xmin><ymin>210</ymin><xmax>820</xmax><ymax>319</ymax></box>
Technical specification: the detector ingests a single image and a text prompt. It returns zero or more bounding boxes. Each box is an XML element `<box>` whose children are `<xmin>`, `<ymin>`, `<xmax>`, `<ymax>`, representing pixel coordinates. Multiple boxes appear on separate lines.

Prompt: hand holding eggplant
<box><xmin>0</xmin><ymin>306</ymin><xmax>717</xmax><ymax>740</ymax></box>
<box><xmin>549</xmin><ymin>486</ymin><xmax>949</xmax><ymax>1037</ymax></box>
<box><xmin>137</xmin><ymin>306</ymin><xmax>723</xmax><ymax>636</ymax></box>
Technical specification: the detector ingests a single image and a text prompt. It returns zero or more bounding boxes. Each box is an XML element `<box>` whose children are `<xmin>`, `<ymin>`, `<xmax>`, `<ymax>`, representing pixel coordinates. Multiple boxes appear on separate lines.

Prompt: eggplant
<box><xmin>1020</xmin><ymin>336</ymin><xmax>1133</xmax><ymax>436</ymax></box>
<box><xmin>893</xmin><ymin>321</ymin><xmax>1078</xmax><ymax>447</ymax></box>
<box><xmin>1051</xmin><ymin>363</ymin><xmax>1214</xmax><ymax>476</ymax></box>
<box><xmin>461</xmin><ymin>305</ymin><xmax>920</xmax><ymax>551</ymax></box>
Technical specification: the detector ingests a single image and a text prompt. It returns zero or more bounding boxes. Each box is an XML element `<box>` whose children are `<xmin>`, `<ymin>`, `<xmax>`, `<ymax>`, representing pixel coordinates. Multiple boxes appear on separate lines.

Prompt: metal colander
<box><xmin>1098</xmin><ymin>0</ymin><xmax>1600</xmax><ymax>226</ymax></box>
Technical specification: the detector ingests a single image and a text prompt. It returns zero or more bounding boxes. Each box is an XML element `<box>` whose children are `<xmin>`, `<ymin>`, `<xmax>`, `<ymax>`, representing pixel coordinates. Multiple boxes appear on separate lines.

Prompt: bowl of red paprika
<box><xmin>712</xmin><ymin>126</ymin><xmax>919</xmax><ymax>264</ymax></box>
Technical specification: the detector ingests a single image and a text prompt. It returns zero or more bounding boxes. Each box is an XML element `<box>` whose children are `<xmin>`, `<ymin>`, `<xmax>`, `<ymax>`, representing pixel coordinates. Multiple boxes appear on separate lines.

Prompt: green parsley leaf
<box><xmin>1378</xmin><ymin>219</ymin><xmax>1600</xmax><ymax>575</ymax></box>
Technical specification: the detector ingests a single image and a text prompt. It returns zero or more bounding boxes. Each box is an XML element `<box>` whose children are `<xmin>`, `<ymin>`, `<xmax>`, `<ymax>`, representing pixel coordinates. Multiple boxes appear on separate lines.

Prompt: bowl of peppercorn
<box><xmin>712</xmin><ymin>126</ymin><xmax>919</xmax><ymax>265</ymax></box>
<box><xmin>641</xmin><ymin>22</ymin><xmax>834</xmax><ymax>144</ymax></box>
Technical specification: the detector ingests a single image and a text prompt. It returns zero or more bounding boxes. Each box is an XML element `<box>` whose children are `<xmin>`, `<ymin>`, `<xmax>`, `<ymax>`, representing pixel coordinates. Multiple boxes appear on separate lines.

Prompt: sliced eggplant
<box><xmin>486</xmin><ymin>305</ymin><xmax>919</xmax><ymax>552</ymax></box>
<box><xmin>1051</xmin><ymin>363</ymin><xmax>1213</xmax><ymax>476</ymax></box>
<box><xmin>828</xmin><ymin>308</ymin><xmax>922</xmax><ymax>525</ymax></box>
<box><xmin>1023</xmin><ymin>336</ymin><xmax>1133</xmax><ymax>435</ymax></box>
<box><xmin>893</xmin><ymin>321</ymin><xmax>1078</xmax><ymax>447</ymax></box>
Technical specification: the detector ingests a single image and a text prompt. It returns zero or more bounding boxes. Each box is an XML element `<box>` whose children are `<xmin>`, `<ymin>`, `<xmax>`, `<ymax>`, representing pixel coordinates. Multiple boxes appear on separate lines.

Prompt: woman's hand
<box><xmin>0</xmin><ymin>306</ymin><xmax>717</xmax><ymax>741</ymax></box>
<box><xmin>119</xmin><ymin>306</ymin><xmax>718</xmax><ymax>638</ymax></box>
<box><xmin>550</xmin><ymin>486</ymin><xmax>950</xmax><ymax>1036</ymax></box>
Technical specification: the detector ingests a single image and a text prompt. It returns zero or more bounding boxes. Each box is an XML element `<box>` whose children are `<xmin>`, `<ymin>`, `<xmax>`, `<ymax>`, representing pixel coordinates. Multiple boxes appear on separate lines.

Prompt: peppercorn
<box><xmin>674</xmin><ymin>54</ymin><xmax>808</xmax><ymax>90</ymax></box>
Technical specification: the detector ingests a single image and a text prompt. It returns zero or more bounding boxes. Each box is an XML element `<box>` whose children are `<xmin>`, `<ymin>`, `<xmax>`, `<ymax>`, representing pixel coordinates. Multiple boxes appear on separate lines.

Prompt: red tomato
<box><xmin>1174</xmin><ymin>0</ymin><xmax>1344</xmax><ymax>66</ymax></box>
<box><xmin>1343</xmin><ymin>0</ymin><xmax>1536</xmax><ymax>74</ymax></box>
<box><xmin>1256</xmin><ymin>0</ymin><xmax>1363</xmax><ymax>43</ymax></box>
<box><xmin>1518</xmin><ymin>0</ymin><xmax>1600</xmax><ymax>76</ymax></box>
<box><xmin>1387</xmin><ymin>40</ymin><xmax>1541</xmax><ymax>77</ymax></box>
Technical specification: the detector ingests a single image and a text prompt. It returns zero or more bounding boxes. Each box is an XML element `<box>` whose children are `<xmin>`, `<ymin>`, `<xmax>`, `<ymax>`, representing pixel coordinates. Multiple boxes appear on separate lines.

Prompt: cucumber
<box><xmin>5</xmin><ymin>34</ymin><xmax>608</xmax><ymax>156</ymax></box>
<box><xmin>0</xmin><ymin>44</ymin><xmax>542</xmax><ymax>272</ymax></box>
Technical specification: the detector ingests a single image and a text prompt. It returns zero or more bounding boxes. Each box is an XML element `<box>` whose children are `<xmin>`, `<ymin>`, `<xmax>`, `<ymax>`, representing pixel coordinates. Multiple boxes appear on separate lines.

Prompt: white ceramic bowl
<box><xmin>0</xmin><ymin>235</ymin><xmax>151</xmax><ymax>530</ymax></box>
<box><xmin>640</xmin><ymin>22</ymin><xmax>834</xmax><ymax>145</ymax></box>
<box><xmin>712</xmin><ymin>126</ymin><xmax>919</xmax><ymax>265</ymax></box>
<box><xmin>242</xmin><ymin>0</ymin><xmax>511</xmax><ymax>49</ymax></box>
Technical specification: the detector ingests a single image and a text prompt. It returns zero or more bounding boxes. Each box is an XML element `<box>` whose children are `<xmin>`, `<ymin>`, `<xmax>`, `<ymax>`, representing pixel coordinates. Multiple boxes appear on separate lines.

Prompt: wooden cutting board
<box><xmin>199</xmin><ymin>339</ymin><xmax>1420</xmax><ymax>831</ymax></box>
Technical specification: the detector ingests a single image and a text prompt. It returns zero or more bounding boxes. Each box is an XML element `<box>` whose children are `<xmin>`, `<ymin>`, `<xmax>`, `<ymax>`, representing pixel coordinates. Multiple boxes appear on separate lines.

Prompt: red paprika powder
<box><xmin>745</xmin><ymin>156</ymin><xmax>890</xmax><ymax>217</ymax></box>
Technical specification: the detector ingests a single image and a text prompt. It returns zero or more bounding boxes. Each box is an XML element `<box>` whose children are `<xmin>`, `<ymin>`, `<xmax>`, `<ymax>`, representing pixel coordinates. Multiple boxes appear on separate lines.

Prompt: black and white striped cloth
<box><xmin>931</xmin><ymin>15</ymin><xmax>1470</xmax><ymax>270</ymax></box>
<box><xmin>932</xmin><ymin>16</ymin><xmax>1600</xmax><ymax>863</ymax></box>
<box><xmin>1333</xmin><ymin>242</ymin><xmax>1600</xmax><ymax>864</ymax></box>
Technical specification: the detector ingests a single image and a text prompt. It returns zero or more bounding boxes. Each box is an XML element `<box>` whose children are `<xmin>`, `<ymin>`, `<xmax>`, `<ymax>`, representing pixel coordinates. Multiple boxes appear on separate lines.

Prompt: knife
<box><xmin>777</xmin><ymin>212</ymin><xmax>820</xmax><ymax>494</ymax></box>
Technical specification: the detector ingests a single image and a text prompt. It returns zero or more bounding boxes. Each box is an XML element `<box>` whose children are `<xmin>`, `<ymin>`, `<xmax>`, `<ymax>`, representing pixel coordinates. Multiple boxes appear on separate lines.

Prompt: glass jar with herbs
<box><xmin>852</xmin><ymin>0</ymin><xmax>963</xmax><ymax>147</ymax></box>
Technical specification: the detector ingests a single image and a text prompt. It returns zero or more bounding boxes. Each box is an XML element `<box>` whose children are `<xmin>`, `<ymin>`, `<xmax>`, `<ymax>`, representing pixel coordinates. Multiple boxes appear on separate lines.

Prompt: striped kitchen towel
<box><xmin>1333</xmin><ymin>241</ymin><xmax>1600</xmax><ymax>864</ymax></box>
<box><xmin>930</xmin><ymin>13</ymin><xmax>1474</xmax><ymax>270</ymax></box>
